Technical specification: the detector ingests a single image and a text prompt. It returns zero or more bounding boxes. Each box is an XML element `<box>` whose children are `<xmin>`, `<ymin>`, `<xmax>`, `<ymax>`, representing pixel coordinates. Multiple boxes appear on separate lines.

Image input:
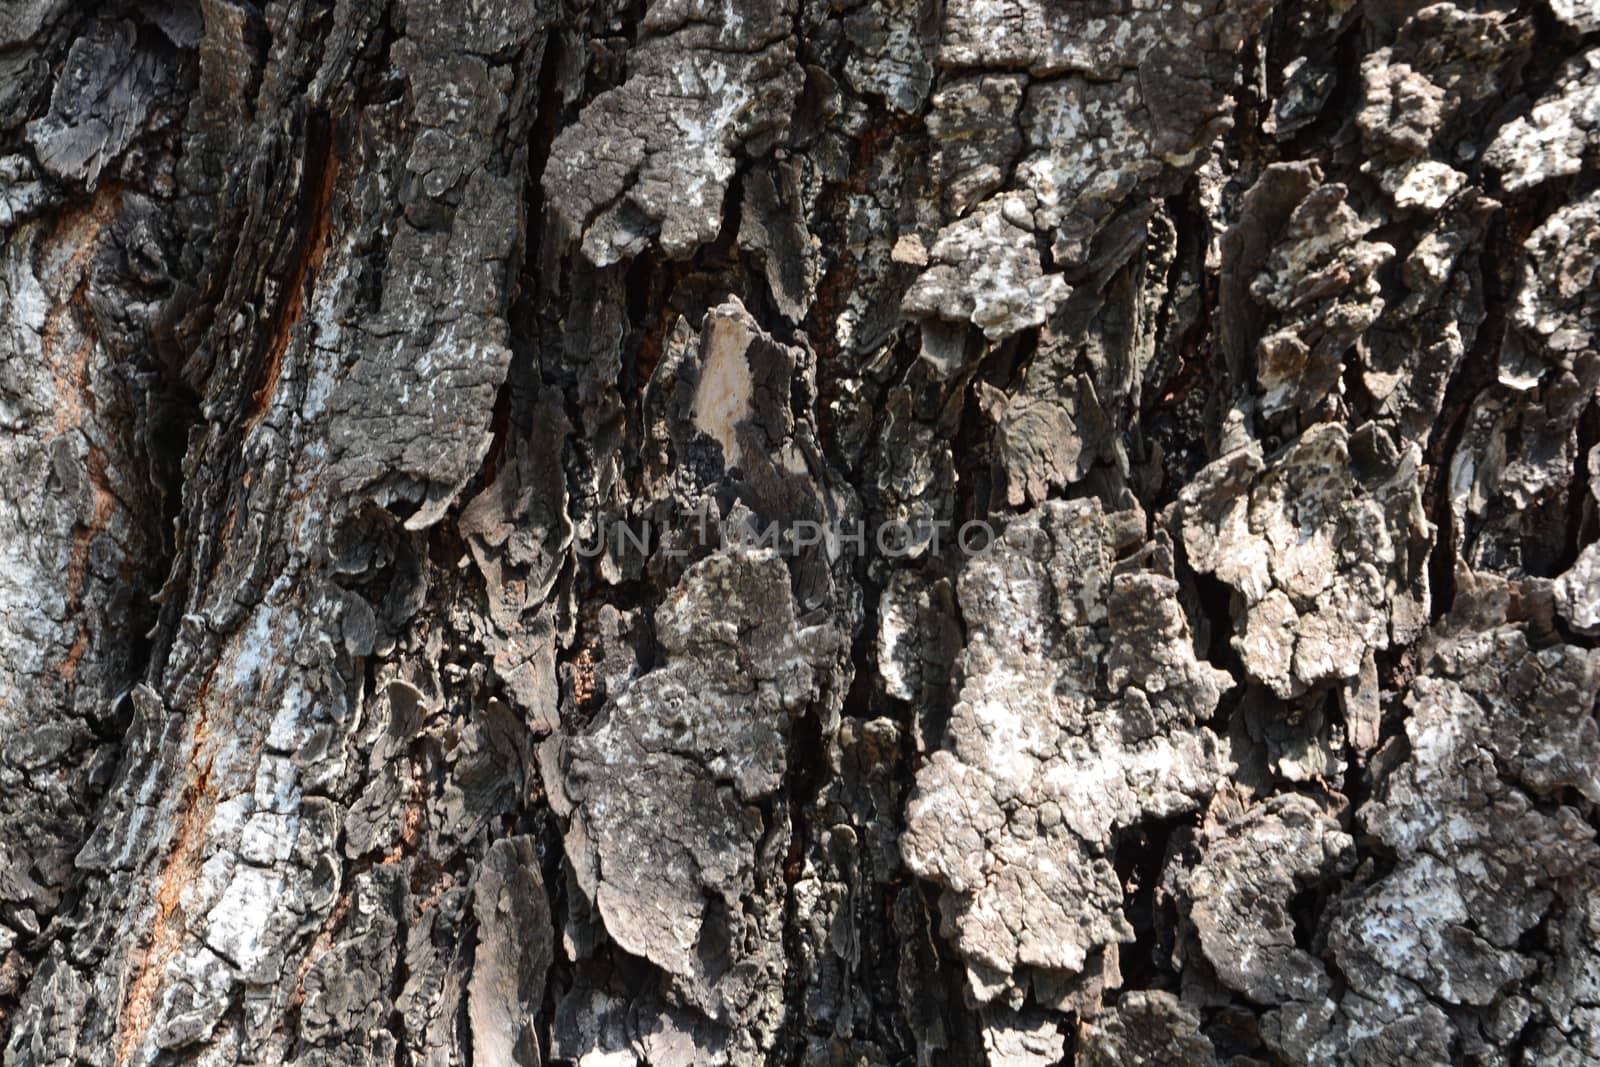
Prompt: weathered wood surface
<box><xmin>0</xmin><ymin>0</ymin><xmax>1596</xmax><ymax>1064</ymax></box>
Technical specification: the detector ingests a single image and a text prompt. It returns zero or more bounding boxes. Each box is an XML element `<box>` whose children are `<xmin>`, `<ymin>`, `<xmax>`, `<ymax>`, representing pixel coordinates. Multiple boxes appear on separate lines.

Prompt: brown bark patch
<box><xmin>247</xmin><ymin>134</ymin><xmax>341</xmax><ymax>433</ymax></box>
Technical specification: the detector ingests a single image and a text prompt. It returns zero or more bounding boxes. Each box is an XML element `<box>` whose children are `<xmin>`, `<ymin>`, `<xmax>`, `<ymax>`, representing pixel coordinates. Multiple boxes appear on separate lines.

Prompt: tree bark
<box><xmin>1</xmin><ymin>0</ymin><xmax>1597</xmax><ymax>1065</ymax></box>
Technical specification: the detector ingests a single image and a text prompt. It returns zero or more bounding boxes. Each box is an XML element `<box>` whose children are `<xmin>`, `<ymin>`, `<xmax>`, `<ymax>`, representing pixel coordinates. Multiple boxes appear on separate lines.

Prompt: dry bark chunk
<box><xmin>1183</xmin><ymin>793</ymin><xmax>1354</xmax><ymax>1006</ymax></box>
<box><xmin>1078</xmin><ymin>991</ymin><xmax>1219</xmax><ymax>1067</ymax></box>
<box><xmin>1311</xmin><ymin>621</ymin><xmax>1600</xmax><ymax>1063</ymax></box>
<box><xmin>1180</xmin><ymin>423</ymin><xmax>1428</xmax><ymax>698</ymax></box>
<box><xmin>542</xmin><ymin>0</ymin><xmax>801</xmax><ymax>265</ymax></box>
<box><xmin>906</xmin><ymin>0</ymin><xmax>1271</xmax><ymax>339</ymax></box>
<box><xmin>560</xmin><ymin>548</ymin><xmax>842</xmax><ymax>1049</ymax></box>
<box><xmin>1485</xmin><ymin>48</ymin><xmax>1600</xmax><ymax>193</ymax></box>
<box><xmin>1357</xmin><ymin>4</ymin><xmax>1531</xmax><ymax>210</ymax></box>
<box><xmin>24</xmin><ymin>18</ymin><xmax>178</xmax><ymax>188</ymax></box>
<box><xmin>903</xmin><ymin>499</ymin><xmax>1232</xmax><ymax>1008</ymax></box>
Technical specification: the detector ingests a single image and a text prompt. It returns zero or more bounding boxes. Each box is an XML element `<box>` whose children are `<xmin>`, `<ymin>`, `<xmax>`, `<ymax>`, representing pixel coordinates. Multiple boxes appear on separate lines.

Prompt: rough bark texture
<box><xmin>1</xmin><ymin>0</ymin><xmax>1597</xmax><ymax>1065</ymax></box>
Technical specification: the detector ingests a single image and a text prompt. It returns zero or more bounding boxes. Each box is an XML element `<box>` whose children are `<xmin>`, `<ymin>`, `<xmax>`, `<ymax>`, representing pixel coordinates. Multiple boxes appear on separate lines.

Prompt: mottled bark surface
<box><xmin>0</xmin><ymin>0</ymin><xmax>1596</xmax><ymax>1065</ymax></box>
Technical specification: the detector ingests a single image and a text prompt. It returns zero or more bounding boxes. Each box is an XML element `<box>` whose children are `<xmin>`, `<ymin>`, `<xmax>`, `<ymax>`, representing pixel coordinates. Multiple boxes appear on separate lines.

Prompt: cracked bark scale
<box><xmin>0</xmin><ymin>0</ymin><xmax>1597</xmax><ymax>1065</ymax></box>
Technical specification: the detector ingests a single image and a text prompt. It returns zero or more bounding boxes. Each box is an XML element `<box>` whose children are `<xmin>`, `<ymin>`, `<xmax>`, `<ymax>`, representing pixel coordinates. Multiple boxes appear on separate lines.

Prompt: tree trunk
<box><xmin>2</xmin><ymin>0</ymin><xmax>1597</xmax><ymax>1064</ymax></box>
